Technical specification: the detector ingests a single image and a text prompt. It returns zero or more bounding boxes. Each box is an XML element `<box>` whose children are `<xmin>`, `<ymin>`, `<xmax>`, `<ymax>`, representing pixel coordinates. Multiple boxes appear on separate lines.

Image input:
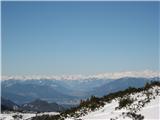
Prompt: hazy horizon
<box><xmin>2</xmin><ymin>70</ymin><xmax>159</xmax><ymax>81</ymax></box>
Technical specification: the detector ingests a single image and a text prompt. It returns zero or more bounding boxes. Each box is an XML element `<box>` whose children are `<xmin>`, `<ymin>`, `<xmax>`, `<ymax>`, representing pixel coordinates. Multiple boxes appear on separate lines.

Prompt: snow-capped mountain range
<box><xmin>2</xmin><ymin>70</ymin><xmax>159</xmax><ymax>81</ymax></box>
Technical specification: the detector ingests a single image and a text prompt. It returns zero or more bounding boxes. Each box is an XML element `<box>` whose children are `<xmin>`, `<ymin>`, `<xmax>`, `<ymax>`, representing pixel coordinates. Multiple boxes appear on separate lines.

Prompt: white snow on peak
<box><xmin>91</xmin><ymin>70</ymin><xmax>159</xmax><ymax>79</ymax></box>
<box><xmin>1</xmin><ymin>70</ymin><xmax>159</xmax><ymax>81</ymax></box>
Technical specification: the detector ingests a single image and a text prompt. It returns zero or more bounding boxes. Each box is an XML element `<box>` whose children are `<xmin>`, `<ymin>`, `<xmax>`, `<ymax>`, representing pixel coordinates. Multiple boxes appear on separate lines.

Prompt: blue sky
<box><xmin>2</xmin><ymin>2</ymin><xmax>159</xmax><ymax>76</ymax></box>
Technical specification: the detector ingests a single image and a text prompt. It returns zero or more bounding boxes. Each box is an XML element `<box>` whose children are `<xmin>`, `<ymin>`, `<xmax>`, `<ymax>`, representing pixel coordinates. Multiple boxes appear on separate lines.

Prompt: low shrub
<box><xmin>118</xmin><ymin>96</ymin><xmax>134</xmax><ymax>109</ymax></box>
<box><xmin>126</xmin><ymin>112</ymin><xmax>144</xmax><ymax>120</ymax></box>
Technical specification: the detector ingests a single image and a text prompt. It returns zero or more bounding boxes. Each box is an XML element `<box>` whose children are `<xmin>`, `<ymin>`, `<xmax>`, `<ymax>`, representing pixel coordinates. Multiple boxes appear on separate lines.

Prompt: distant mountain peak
<box><xmin>2</xmin><ymin>70</ymin><xmax>159</xmax><ymax>81</ymax></box>
<box><xmin>22</xmin><ymin>99</ymin><xmax>64</xmax><ymax>112</ymax></box>
<box><xmin>30</xmin><ymin>99</ymin><xmax>48</xmax><ymax>104</ymax></box>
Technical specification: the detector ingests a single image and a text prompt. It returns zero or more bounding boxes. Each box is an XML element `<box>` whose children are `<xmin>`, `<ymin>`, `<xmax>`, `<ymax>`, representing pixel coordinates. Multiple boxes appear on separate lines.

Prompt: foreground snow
<box><xmin>66</xmin><ymin>86</ymin><xmax>160</xmax><ymax>120</ymax></box>
<box><xmin>78</xmin><ymin>96</ymin><xmax>160</xmax><ymax>120</ymax></box>
<box><xmin>0</xmin><ymin>112</ymin><xmax>59</xmax><ymax>120</ymax></box>
<box><xmin>139</xmin><ymin>96</ymin><xmax>160</xmax><ymax>120</ymax></box>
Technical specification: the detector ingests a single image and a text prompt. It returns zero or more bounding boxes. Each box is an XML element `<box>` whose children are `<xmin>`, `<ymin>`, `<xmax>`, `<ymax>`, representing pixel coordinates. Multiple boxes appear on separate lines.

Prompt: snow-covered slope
<box><xmin>0</xmin><ymin>112</ymin><xmax>59</xmax><ymax>120</ymax></box>
<box><xmin>65</xmin><ymin>85</ymin><xmax>160</xmax><ymax>120</ymax></box>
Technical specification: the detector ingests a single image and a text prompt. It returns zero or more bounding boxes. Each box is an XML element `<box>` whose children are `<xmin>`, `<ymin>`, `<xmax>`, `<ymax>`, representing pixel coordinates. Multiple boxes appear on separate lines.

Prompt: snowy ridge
<box><xmin>79</xmin><ymin>87</ymin><xmax>160</xmax><ymax>120</ymax></box>
<box><xmin>2</xmin><ymin>70</ymin><xmax>159</xmax><ymax>80</ymax></box>
<box><xmin>65</xmin><ymin>85</ymin><xmax>160</xmax><ymax>120</ymax></box>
